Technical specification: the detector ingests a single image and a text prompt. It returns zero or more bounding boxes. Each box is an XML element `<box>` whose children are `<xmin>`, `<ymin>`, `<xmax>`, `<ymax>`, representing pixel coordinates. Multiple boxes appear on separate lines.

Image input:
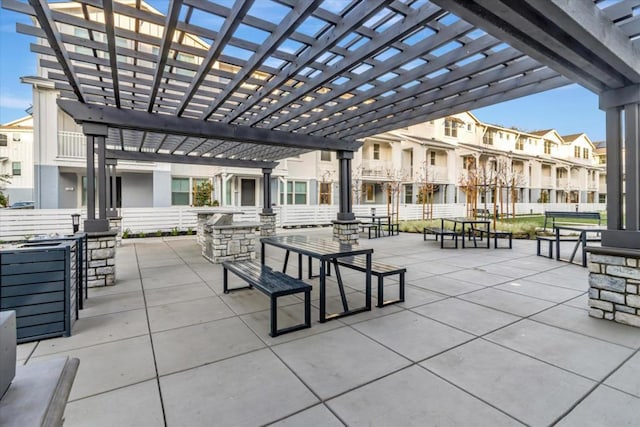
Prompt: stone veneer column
<box><xmin>108</xmin><ymin>216</ymin><xmax>122</xmax><ymax>247</ymax></box>
<box><xmin>259</xmin><ymin>213</ymin><xmax>277</xmax><ymax>237</ymax></box>
<box><xmin>202</xmin><ymin>223</ymin><xmax>259</xmax><ymax>264</ymax></box>
<box><xmin>86</xmin><ymin>230</ymin><xmax>117</xmax><ymax>287</ymax></box>
<box><xmin>332</xmin><ymin>220</ymin><xmax>360</xmax><ymax>245</ymax></box>
<box><xmin>586</xmin><ymin>246</ymin><xmax>640</xmax><ymax>328</ymax></box>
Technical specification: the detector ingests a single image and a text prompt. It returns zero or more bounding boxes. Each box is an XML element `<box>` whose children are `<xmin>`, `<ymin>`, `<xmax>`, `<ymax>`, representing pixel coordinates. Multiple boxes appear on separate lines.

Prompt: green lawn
<box><xmin>400</xmin><ymin>212</ymin><xmax>605</xmax><ymax>239</ymax></box>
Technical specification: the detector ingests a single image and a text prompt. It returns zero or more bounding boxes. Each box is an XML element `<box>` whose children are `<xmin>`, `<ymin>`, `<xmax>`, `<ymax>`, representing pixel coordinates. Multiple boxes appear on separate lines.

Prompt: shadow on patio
<box><xmin>16</xmin><ymin>229</ymin><xmax>640</xmax><ymax>426</ymax></box>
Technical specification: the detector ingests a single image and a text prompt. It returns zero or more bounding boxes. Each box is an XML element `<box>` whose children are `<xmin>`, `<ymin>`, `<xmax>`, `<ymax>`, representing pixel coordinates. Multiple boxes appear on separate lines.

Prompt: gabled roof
<box><xmin>0</xmin><ymin>115</ymin><xmax>33</xmax><ymax>129</ymax></box>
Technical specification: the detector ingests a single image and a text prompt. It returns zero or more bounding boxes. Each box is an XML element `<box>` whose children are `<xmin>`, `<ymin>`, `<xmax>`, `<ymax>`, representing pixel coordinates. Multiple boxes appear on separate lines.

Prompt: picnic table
<box><xmin>260</xmin><ymin>235</ymin><xmax>372</xmax><ymax>322</ymax></box>
<box><xmin>357</xmin><ymin>215</ymin><xmax>391</xmax><ymax>238</ymax></box>
<box><xmin>443</xmin><ymin>218</ymin><xmax>491</xmax><ymax>249</ymax></box>
<box><xmin>554</xmin><ymin>225</ymin><xmax>605</xmax><ymax>267</ymax></box>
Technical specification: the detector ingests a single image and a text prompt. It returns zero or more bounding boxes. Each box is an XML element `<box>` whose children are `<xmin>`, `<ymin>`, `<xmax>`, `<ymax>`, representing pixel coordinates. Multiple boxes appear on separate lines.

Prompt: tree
<box><xmin>193</xmin><ymin>180</ymin><xmax>213</xmax><ymax>207</ymax></box>
<box><xmin>351</xmin><ymin>164</ymin><xmax>363</xmax><ymax>205</ymax></box>
<box><xmin>416</xmin><ymin>161</ymin><xmax>438</xmax><ymax>220</ymax></box>
<box><xmin>0</xmin><ymin>174</ymin><xmax>10</xmax><ymax>207</ymax></box>
<box><xmin>382</xmin><ymin>167</ymin><xmax>406</xmax><ymax>223</ymax></box>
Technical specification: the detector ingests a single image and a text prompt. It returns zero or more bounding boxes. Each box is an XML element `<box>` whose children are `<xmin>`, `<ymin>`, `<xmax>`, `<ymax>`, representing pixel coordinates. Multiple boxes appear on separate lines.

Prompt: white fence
<box><xmin>0</xmin><ymin>203</ymin><xmax>606</xmax><ymax>241</ymax></box>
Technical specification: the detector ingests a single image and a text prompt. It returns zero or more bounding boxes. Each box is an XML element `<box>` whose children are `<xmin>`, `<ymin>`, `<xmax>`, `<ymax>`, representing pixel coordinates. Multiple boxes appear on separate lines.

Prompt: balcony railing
<box><xmin>58</xmin><ymin>131</ymin><xmax>86</xmax><ymax>159</ymax></box>
<box><xmin>541</xmin><ymin>176</ymin><xmax>553</xmax><ymax>187</ymax></box>
<box><xmin>361</xmin><ymin>159</ymin><xmax>393</xmax><ymax>178</ymax></box>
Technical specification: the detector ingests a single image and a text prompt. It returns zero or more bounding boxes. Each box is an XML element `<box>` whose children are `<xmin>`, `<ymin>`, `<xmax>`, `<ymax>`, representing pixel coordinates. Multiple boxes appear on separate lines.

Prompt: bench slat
<box><xmin>223</xmin><ymin>261</ymin><xmax>311</xmax><ymax>297</ymax></box>
<box><xmin>335</xmin><ymin>256</ymin><xmax>406</xmax><ymax>275</ymax></box>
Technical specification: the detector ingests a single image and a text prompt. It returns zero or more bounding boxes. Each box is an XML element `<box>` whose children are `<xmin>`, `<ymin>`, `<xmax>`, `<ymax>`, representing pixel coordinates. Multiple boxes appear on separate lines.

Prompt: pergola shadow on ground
<box><xmin>17</xmin><ymin>229</ymin><xmax>640</xmax><ymax>426</ymax></box>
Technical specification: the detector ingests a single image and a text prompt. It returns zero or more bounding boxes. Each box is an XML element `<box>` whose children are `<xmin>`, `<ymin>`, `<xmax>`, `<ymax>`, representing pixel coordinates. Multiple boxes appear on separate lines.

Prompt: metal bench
<box><xmin>470</xmin><ymin>229</ymin><xmax>513</xmax><ymax>249</ymax></box>
<box><xmin>359</xmin><ymin>223</ymin><xmax>379</xmax><ymax>239</ymax></box>
<box><xmin>536</xmin><ymin>235</ymin><xmax>582</xmax><ymax>258</ymax></box>
<box><xmin>222</xmin><ymin>260</ymin><xmax>311</xmax><ymax>337</ymax></box>
<box><xmin>423</xmin><ymin>227</ymin><xmax>458</xmax><ymax>248</ymax></box>
<box><xmin>543</xmin><ymin>211</ymin><xmax>601</xmax><ymax>230</ymax></box>
<box><xmin>335</xmin><ymin>256</ymin><xmax>405</xmax><ymax>307</ymax></box>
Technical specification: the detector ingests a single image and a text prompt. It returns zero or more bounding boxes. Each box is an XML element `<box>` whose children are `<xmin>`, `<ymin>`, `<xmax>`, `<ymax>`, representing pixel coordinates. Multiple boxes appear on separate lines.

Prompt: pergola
<box><xmin>2</xmin><ymin>0</ymin><xmax>640</xmax><ymax>248</ymax></box>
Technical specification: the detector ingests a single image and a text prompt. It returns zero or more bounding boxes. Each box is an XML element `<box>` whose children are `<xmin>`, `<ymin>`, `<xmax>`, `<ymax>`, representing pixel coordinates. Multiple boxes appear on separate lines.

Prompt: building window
<box><xmin>320</xmin><ymin>151</ymin><xmax>331</xmax><ymax>161</ymax></box>
<box><xmin>515</xmin><ymin>138</ymin><xmax>524</xmax><ymax>150</ymax></box>
<box><xmin>171</xmin><ymin>177</ymin><xmax>190</xmax><ymax>205</ymax></box>
<box><xmin>372</xmin><ymin>143</ymin><xmax>380</xmax><ymax>160</ymax></box>
<box><xmin>0</xmin><ymin>135</ymin><xmax>7</xmax><ymax>146</ymax></box>
<box><xmin>467</xmin><ymin>123</ymin><xmax>472</xmax><ymax>131</ymax></box>
<box><xmin>544</xmin><ymin>141</ymin><xmax>552</xmax><ymax>154</ymax></box>
<box><xmin>574</xmin><ymin>146</ymin><xmax>580</xmax><ymax>157</ymax></box>
<box><xmin>444</xmin><ymin>119</ymin><xmax>457</xmax><ymax>137</ymax></box>
<box><xmin>364</xmin><ymin>184</ymin><xmax>375</xmax><ymax>202</ymax></box>
<box><xmin>11</xmin><ymin>162</ymin><xmax>21</xmax><ymax>176</ymax></box>
<box><xmin>12</xmin><ymin>133</ymin><xmax>21</xmax><ymax>142</ymax></box>
<box><xmin>483</xmin><ymin>131</ymin><xmax>493</xmax><ymax>145</ymax></box>
<box><xmin>287</xmin><ymin>181</ymin><xmax>307</xmax><ymax>205</ymax></box>
<box><xmin>319</xmin><ymin>182</ymin><xmax>331</xmax><ymax>204</ymax></box>
<box><xmin>599</xmin><ymin>194</ymin><xmax>606</xmax><ymax>203</ymax></box>
<box><xmin>583</xmin><ymin>148</ymin><xmax>589</xmax><ymax>159</ymax></box>
<box><xmin>429</xmin><ymin>151</ymin><xmax>436</xmax><ymax>166</ymax></box>
<box><xmin>404</xmin><ymin>184</ymin><xmax>413</xmax><ymax>204</ymax></box>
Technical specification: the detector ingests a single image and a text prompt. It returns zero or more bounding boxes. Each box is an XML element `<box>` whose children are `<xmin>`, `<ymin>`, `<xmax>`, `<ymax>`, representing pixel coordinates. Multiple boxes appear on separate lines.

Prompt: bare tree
<box><xmin>458</xmin><ymin>156</ymin><xmax>479</xmax><ymax>218</ymax></box>
<box><xmin>351</xmin><ymin>163</ymin><xmax>363</xmax><ymax>205</ymax></box>
<box><xmin>416</xmin><ymin>160</ymin><xmax>438</xmax><ymax>220</ymax></box>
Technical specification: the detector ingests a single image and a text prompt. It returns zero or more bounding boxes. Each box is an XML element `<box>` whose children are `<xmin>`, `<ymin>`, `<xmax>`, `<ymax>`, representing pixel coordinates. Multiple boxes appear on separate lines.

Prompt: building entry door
<box><xmin>241</xmin><ymin>179</ymin><xmax>256</xmax><ymax>206</ymax></box>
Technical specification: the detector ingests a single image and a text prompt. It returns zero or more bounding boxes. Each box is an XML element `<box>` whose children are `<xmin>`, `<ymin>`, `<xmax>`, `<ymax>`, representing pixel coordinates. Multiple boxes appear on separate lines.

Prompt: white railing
<box><xmin>361</xmin><ymin>159</ymin><xmax>393</xmax><ymax>178</ymax></box>
<box><xmin>57</xmin><ymin>131</ymin><xmax>86</xmax><ymax>159</ymax></box>
<box><xmin>541</xmin><ymin>176</ymin><xmax>553</xmax><ymax>187</ymax></box>
<box><xmin>0</xmin><ymin>203</ymin><xmax>607</xmax><ymax>241</ymax></box>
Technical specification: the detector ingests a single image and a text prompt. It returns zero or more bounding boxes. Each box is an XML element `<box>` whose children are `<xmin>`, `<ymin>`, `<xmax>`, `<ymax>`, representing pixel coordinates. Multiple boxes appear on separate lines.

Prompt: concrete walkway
<box><xmin>16</xmin><ymin>228</ymin><xmax>640</xmax><ymax>426</ymax></box>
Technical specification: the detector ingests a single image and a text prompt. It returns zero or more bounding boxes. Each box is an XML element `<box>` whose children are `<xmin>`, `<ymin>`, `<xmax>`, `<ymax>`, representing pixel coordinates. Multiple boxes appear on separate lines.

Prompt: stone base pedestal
<box><xmin>332</xmin><ymin>220</ymin><xmax>360</xmax><ymax>245</ymax></box>
<box><xmin>108</xmin><ymin>216</ymin><xmax>122</xmax><ymax>247</ymax></box>
<box><xmin>586</xmin><ymin>246</ymin><xmax>640</xmax><ymax>328</ymax></box>
<box><xmin>259</xmin><ymin>213</ymin><xmax>277</xmax><ymax>237</ymax></box>
<box><xmin>202</xmin><ymin>223</ymin><xmax>258</xmax><ymax>264</ymax></box>
<box><xmin>86</xmin><ymin>230</ymin><xmax>117</xmax><ymax>287</ymax></box>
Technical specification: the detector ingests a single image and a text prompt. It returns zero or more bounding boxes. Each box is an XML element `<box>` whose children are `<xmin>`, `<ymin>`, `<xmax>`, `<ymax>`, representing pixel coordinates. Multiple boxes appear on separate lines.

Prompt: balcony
<box><xmin>541</xmin><ymin>176</ymin><xmax>553</xmax><ymax>187</ymax></box>
<box><xmin>361</xmin><ymin>159</ymin><xmax>393</xmax><ymax>179</ymax></box>
<box><xmin>58</xmin><ymin>131</ymin><xmax>86</xmax><ymax>159</ymax></box>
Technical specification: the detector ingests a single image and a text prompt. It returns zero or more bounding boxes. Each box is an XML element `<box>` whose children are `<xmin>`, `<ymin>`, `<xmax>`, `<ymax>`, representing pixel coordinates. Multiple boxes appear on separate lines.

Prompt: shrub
<box><xmin>137</xmin><ymin>232</ymin><xmax>146</xmax><ymax>238</ymax></box>
<box><xmin>155</xmin><ymin>230</ymin><xmax>163</xmax><ymax>237</ymax></box>
<box><xmin>187</xmin><ymin>227</ymin><xmax>194</xmax><ymax>235</ymax></box>
<box><xmin>122</xmin><ymin>228</ymin><xmax>131</xmax><ymax>239</ymax></box>
<box><xmin>171</xmin><ymin>227</ymin><xmax>179</xmax><ymax>236</ymax></box>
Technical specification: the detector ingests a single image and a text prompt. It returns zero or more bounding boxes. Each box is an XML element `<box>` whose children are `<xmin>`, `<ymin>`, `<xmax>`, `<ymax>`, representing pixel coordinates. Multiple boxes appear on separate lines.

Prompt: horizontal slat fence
<box><xmin>0</xmin><ymin>203</ymin><xmax>606</xmax><ymax>241</ymax></box>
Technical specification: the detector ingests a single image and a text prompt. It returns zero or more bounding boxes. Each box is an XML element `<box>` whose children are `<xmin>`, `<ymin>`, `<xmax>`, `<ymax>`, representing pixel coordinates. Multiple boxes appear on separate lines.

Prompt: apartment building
<box><xmin>0</xmin><ymin>116</ymin><xmax>34</xmax><ymax>204</ymax></box>
<box><xmin>356</xmin><ymin>112</ymin><xmax>605</xmax><ymax>207</ymax></box>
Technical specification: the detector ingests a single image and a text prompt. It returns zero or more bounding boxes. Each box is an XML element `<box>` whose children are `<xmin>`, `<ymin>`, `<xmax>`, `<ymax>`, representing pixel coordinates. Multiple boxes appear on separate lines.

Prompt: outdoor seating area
<box><xmin>10</xmin><ymin>229</ymin><xmax>640</xmax><ymax>425</ymax></box>
<box><xmin>423</xmin><ymin>218</ymin><xmax>513</xmax><ymax>250</ymax></box>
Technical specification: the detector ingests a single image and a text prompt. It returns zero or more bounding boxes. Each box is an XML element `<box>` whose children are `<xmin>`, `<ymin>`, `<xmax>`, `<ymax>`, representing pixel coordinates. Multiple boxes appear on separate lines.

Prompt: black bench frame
<box><xmin>423</xmin><ymin>227</ymin><xmax>459</xmax><ymax>248</ymax></box>
<box><xmin>359</xmin><ymin>223</ymin><xmax>379</xmax><ymax>239</ymax></box>
<box><xmin>543</xmin><ymin>211</ymin><xmax>601</xmax><ymax>230</ymax></box>
<box><xmin>222</xmin><ymin>260</ymin><xmax>311</xmax><ymax>337</ymax></box>
<box><xmin>471</xmin><ymin>229</ymin><xmax>513</xmax><ymax>249</ymax></box>
<box><xmin>334</xmin><ymin>256</ymin><xmax>406</xmax><ymax>307</ymax></box>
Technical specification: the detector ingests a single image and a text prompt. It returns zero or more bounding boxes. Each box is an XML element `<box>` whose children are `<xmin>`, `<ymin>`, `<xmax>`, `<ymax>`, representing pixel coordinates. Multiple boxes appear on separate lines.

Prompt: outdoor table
<box><xmin>442</xmin><ymin>218</ymin><xmax>491</xmax><ymax>248</ymax></box>
<box><xmin>356</xmin><ymin>215</ymin><xmax>391</xmax><ymax>237</ymax></box>
<box><xmin>554</xmin><ymin>225</ymin><xmax>606</xmax><ymax>267</ymax></box>
<box><xmin>260</xmin><ymin>235</ymin><xmax>372</xmax><ymax>322</ymax></box>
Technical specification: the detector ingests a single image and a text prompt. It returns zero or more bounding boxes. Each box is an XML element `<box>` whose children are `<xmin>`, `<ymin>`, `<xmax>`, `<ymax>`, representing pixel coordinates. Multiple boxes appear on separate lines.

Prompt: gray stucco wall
<box><xmin>4</xmin><ymin>188</ymin><xmax>34</xmax><ymax>205</ymax></box>
<box><xmin>152</xmin><ymin>170</ymin><xmax>171</xmax><ymax>207</ymax></box>
<box><xmin>122</xmin><ymin>173</ymin><xmax>153</xmax><ymax>207</ymax></box>
<box><xmin>58</xmin><ymin>173</ymin><xmax>77</xmax><ymax>208</ymax></box>
<box><xmin>34</xmin><ymin>165</ymin><xmax>58</xmax><ymax>208</ymax></box>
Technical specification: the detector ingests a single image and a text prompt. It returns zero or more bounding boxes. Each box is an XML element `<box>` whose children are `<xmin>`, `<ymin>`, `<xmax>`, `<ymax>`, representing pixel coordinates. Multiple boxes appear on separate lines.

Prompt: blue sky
<box><xmin>0</xmin><ymin>2</ymin><xmax>605</xmax><ymax>141</ymax></box>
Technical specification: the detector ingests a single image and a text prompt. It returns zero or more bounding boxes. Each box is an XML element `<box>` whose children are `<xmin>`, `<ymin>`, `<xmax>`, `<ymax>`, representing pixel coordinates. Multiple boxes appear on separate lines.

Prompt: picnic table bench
<box><xmin>222</xmin><ymin>260</ymin><xmax>311</xmax><ymax>337</ymax></box>
<box><xmin>471</xmin><ymin>229</ymin><xmax>513</xmax><ymax>249</ymax></box>
<box><xmin>335</xmin><ymin>256</ymin><xmax>405</xmax><ymax>307</ymax></box>
<box><xmin>543</xmin><ymin>211</ymin><xmax>601</xmax><ymax>230</ymax></box>
<box><xmin>423</xmin><ymin>227</ymin><xmax>459</xmax><ymax>248</ymax></box>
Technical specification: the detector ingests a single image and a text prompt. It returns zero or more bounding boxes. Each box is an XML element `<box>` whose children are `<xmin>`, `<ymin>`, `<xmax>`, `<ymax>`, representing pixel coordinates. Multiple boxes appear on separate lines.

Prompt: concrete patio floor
<box><xmin>16</xmin><ymin>228</ymin><xmax>640</xmax><ymax>426</ymax></box>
